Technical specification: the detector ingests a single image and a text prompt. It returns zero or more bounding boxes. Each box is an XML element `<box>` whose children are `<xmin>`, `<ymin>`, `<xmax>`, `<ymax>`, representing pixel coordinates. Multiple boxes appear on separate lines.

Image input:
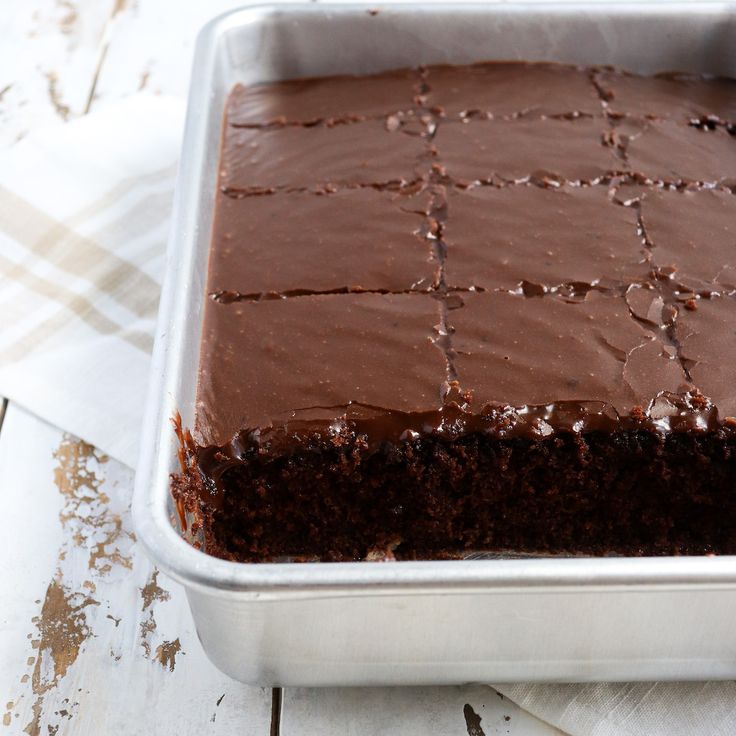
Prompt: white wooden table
<box><xmin>0</xmin><ymin>2</ymin><xmax>567</xmax><ymax>733</ymax></box>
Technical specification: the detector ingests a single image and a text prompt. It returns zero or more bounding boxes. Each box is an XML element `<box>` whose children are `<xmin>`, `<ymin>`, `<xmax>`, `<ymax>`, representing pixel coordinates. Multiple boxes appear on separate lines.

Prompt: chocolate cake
<box><xmin>172</xmin><ymin>62</ymin><xmax>736</xmax><ymax>562</ymax></box>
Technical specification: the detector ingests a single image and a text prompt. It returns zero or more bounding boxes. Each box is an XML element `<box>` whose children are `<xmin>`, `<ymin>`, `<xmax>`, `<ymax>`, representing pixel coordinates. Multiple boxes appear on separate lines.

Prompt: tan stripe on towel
<box><xmin>0</xmin><ymin>252</ymin><xmax>152</xmax><ymax>360</ymax></box>
<box><xmin>60</xmin><ymin>164</ymin><xmax>177</xmax><ymax>228</ymax></box>
<box><xmin>0</xmin><ymin>185</ymin><xmax>164</xmax><ymax>319</ymax></box>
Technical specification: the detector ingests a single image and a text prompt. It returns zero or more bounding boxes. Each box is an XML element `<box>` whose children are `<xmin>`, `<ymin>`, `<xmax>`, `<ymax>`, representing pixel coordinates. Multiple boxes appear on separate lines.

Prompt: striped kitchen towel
<box><xmin>0</xmin><ymin>95</ymin><xmax>184</xmax><ymax>468</ymax></box>
<box><xmin>492</xmin><ymin>681</ymin><xmax>736</xmax><ymax>736</ymax></box>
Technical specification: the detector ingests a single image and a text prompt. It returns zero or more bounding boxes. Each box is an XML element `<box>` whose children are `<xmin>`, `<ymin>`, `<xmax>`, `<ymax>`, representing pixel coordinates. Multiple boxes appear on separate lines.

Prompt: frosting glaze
<box><xmin>186</xmin><ymin>62</ymin><xmax>736</xmax><ymax>545</ymax></box>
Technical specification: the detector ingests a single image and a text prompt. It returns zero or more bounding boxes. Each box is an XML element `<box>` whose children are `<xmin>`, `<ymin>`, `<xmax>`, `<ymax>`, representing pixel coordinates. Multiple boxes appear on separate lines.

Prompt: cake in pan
<box><xmin>172</xmin><ymin>62</ymin><xmax>736</xmax><ymax>562</ymax></box>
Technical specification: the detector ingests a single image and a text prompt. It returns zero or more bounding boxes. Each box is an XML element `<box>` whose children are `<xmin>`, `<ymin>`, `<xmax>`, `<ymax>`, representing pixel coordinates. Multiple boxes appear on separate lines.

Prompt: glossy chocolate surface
<box><xmin>639</xmin><ymin>188</ymin><xmax>736</xmax><ymax>291</ymax></box>
<box><xmin>425</xmin><ymin>62</ymin><xmax>601</xmax><ymax>118</ymax></box>
<box><xmin>441</xmin><ymin>184</ymin><xmax>647</xmax><ymax>290</ymax></box>
<box><xmin>197</xmin><ymin>293</ymin><xmax>445</xmax><ymax>446</ymax></box>
<box><xmin>220</xmin><ymin>119</ymin><xmax>429</xmax><ymax>193</ymax></box>
<box><xmin>198</xmin><ymin>61</ymin><xmax>736</xmax><ymax>460</ymax></box>
<box><xmin>208</xmin><ymin>188</ymin><xmax>437</xmax><ymax>298</ymax></box>
<box><xmin>624</xmin><ymin>121</ymin><xmax>736</xmax><ymax>184</ymax></box>
<box><xmin>450</xmin><ymin>290</ymin><xmax>690</xmax><ymax>412</ymax></box>
<box><xmin>594</xmin><ymin>68</ymin><xmax>736</xmax><ymax>122</ymax></box>
<box><xmin>226</xmin><ymin>69</ymin><xmax>420</xmax><ymax>125</ymax></box>
<box><xmin>433</xmin><ymin>117</ymin><xmax>618</xmax><ymax>184</ymax></box>
<box><xmin>678</xmin><ymin>296</ymin><xmax>736</xmax><ymax>419</ymax></box>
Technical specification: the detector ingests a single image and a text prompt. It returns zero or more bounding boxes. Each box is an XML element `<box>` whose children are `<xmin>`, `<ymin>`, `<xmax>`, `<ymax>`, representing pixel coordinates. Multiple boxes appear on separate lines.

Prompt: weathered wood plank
<box><xmin>281</xmin><ymin>685</ymin><xmax>566</xmax><ymax>735</ymax></box>
<box><xmin>0</xmin><ymin>403</ymin><xmax>273</xmax><ymax>735</ymax></box>
<box><xmin>90</xmin><ymin>0</ymin><xmax>249</xmax><ymax>106</ymax></box>
<box><xmin>0</xmin><ymin>0</ymin><xmax>116</xmax><ymax>147</ymax></box>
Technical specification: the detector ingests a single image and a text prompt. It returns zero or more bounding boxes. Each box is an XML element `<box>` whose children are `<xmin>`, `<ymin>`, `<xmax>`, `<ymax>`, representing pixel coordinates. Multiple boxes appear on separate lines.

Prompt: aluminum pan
<box><xmin>133</xmin><ymin>2</ymin><xmax>736</xmax><ymax>600</ymax></box>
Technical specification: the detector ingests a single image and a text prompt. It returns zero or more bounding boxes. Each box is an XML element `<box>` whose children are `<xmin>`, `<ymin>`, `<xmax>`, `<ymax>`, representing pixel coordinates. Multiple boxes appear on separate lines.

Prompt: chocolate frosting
<box><xmin>426</xmin><ymin>62</ymin><xmax>602</xmax><ymax>119</ymax></box>
<box><xmin>624</xmin><ymin>121</ymin><xmax>736</xmax><ymax>184</ymax></box>
<box><xmin>226</xmin><ymin>69</ymin><xmax>420</xmax><ymax>126</ymax></box>
<box><xmin>208</xmin><ymin>188</ymin><xmax>437</xmax><ymax>298</ymax></box>
<box><xmin>594</xmin><ymin>68</ymin><xmax>736</xmax><ymax>122</ymax></box>
<box><xmin>433</xmin><ymin>117</ymin><xmax>618</xmax><ymax>184</ymax></box>
<box><xmin>197</xmin><ymin>293</ymin><xmax>446</xmax><ymax>446</ymax></box>
<box><xmin>677</xmin><ymin>296</ymin><xmax>736</xmax><ymax>418</ymax></box>
<box><xmin>639</xmin><ymin>188</ymin><xmax>736</xmax><ymax>291</ymax></box>
<box><xmin>220</xmin><ymin>119</ymin><xmax>429</xmax><ymax>193</ymax></box>
<box><xmin>441</xmin><ymin>184</ymin><xmax>647</xmax><ymax>291</ymax></box>
<box><xmin>195</xmin><ymin>61</ymin><xmax>736</xmax><ymax>489</ymax></box>
<box><xmin>450</xmin><ymin>290</ymin><xmax>690</xmax><ymax>412</ymax></box>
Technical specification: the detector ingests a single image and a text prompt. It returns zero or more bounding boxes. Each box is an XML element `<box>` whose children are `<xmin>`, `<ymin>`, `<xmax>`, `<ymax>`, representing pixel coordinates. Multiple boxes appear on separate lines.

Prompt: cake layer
<box><xmin>177</xmin><ymin>430</ymin><xmax>736</xmax><ymax>561</ymax></box>
<box><xmin>174</xmin><ymin>61</ymin><xmax>736</xmax><ymax>562</ymax></box>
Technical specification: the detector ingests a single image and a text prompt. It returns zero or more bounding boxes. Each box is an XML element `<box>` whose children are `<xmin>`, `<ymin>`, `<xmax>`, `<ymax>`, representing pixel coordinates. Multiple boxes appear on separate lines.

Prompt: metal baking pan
<box><xmin>133</xmin><ymin>1</ymin><xmax>736</xmax><ymax>686</ymax></box>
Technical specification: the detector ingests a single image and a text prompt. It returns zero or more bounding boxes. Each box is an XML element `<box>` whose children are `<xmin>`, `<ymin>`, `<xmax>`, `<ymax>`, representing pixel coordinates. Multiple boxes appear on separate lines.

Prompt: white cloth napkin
<box><xmin>0</xmin><ymin>95</ymin><xmax>183</xmax><ymax>467</ymax></box>
<box><xmin>2</xmin><ymin>95</ymin><xmax>735</xmax><ymax>736</ymax></box>
<box><xmin>493</xmin><ymin>682</ymin><xmax>736</xmax><ymax>736</ymax></box>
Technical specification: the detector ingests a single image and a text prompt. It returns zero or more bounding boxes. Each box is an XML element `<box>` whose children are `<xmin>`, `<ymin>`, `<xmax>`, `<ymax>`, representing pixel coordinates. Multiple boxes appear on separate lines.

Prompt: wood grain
<box><xmin>0</xmin><ymin>0</ymin><xmax>115</xmax><ymax>146</ymax></box>
<box><xmin>0</xmin><ymin>404</ymin><xmax>273</xmax><ymax>735</ymax></box>
<box><xmin>90</xmin><ymin>0</ymin><xmax>250</xmax><ymax>105</ymax></box>
<box><xmin>281</xmin><ymin>685</ymin><xmax>566</xmax><ymax>736</ymax></box>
